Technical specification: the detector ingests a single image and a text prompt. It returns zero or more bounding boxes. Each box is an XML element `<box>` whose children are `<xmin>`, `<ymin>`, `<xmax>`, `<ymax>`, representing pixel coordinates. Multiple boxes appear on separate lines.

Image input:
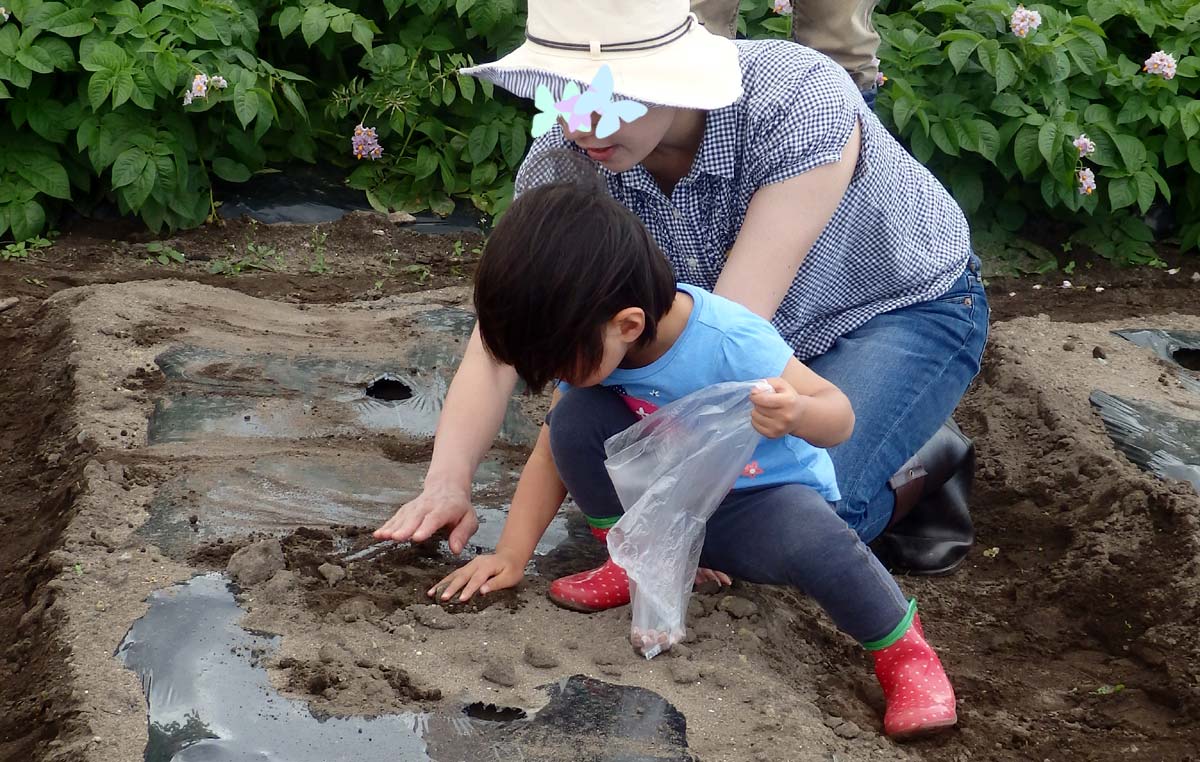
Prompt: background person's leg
<box><xmin>699</xmin><ymin>485</ymin><xmax>908</xmax><ymax>643</ymax></box>
<box><xmin>690</xmin><ymin>0</ymin><xmax>739</xmax><ymax>38</ymax></box>
<box><xmin>804</xmin><ymin>258</ymin><xmax>989</xmax><ymax>544</ymax></box>
<box><xmin>791</xmin><ymin>0</ymin><xmax>881</xmax><ymax>94</ymax></box>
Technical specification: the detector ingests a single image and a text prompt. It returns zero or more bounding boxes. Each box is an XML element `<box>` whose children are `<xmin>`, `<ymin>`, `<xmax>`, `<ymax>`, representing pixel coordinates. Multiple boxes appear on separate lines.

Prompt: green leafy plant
<box><xmin>307</xmin><ymin>226</ymin><xmax>330</xmax><ymax>274</ymax></box>
<box><xmin>742</xmin><ymin>0</ymin><xmax>1198</xmax><ymax>264</ymax></box>
<box><xmin>2</xmin><ymin>235</ymin><xmax>52</xmax><ymax>261</ymax></box>
<box><xmin>865</xmin><ymin>0</ymin><xmax>1199</xmax><ymax>262</ymax></box>
<box><xmin>145</xmin><ymin>240</ymin><xmax>185</xmax><ymax>265</ymax></box>
<box><xmin>207</xmin><ymin>229</ymin><xmax>282</xmax><ymax>277</ymax></box>
<box><xmin>0</xmin><ymin>0</ymin><xmax>528</xmax><ymax>242</ymax></box>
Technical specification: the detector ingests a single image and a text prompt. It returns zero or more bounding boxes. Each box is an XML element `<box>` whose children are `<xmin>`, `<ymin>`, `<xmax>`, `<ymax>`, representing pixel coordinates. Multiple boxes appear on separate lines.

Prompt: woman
<box><xmin>376</xmin><ymin>0</ymin><xmax>988</xmax><ymax>578</ymax></box>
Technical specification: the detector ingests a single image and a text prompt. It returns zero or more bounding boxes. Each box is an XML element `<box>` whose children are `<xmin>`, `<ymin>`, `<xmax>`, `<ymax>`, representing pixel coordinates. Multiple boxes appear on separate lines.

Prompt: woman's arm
<box><xmin>430</xmin><ymin>393</ymin><xmax>568</xmax><ymax>602</ymax></box>
<box><xmin>374</xmin><ymin>324</ymin><xmax>519</xmax><ymax>553</ymax></box>
<box><xmin>713</xmin><ymin>121</ymin><xmax>862</xmax><ymax>321</ymax></box>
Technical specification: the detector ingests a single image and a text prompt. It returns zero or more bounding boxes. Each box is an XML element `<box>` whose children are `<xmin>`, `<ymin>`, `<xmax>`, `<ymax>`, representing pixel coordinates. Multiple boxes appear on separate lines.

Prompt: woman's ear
<box><xmin>611</xmin><ymin>307</ymin><xmax>647</xmax><ymax>345</ymax></box>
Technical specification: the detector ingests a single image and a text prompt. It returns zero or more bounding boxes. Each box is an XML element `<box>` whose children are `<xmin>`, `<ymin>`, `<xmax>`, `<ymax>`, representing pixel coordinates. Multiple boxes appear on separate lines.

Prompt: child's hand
<box><xmin>428</xmin><ymin>550</ymin><xmax>525</xmax><ymax>603</ymax></box>
<box><xmin>749</xmin><ymin>377</ymin><xmax>807</xmax><ymax>439</ymax></box>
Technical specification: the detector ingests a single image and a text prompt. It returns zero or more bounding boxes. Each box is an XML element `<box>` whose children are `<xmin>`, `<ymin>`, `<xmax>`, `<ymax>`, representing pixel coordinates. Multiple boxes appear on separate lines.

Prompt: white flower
<box><xmin>772</xmin><ymin>0</ymin><xmax>793</xmax><ymax>15</ymax></box>
<box><xmin>1010</xmin><ymin>5</ymin><xmax>1042</xmax><ymax>38</ymax></box>
<box><xmin>1143</xmin><ymin>50</ymin><xmax>1177</xmax><ymax>80</ymax></box>
<box><xmin>0</xmin><ymin>7</ymin><xmax>9</xmax><ymax>22</ymax></box>
<box><xmin>209</xmin><ymin>75</ymin><xmax>228</xmax><ymax>90</ymax></box>
<box><xmin>1073</xmin><ymin>134</ymin><xmax>1096</xmax><ymax>156</ymax></box>
<box><xmin>182</xmin><ymin>90</ymin><xmax>194</xmax><ymax>106</ymax></box>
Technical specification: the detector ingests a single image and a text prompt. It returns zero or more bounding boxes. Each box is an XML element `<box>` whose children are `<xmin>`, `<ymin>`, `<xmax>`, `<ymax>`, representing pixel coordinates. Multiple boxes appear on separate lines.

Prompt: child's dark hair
<box><xmin>473</xmin><ymin>180</ymin><xmax>675</xmax><ymax>392</ymax></box>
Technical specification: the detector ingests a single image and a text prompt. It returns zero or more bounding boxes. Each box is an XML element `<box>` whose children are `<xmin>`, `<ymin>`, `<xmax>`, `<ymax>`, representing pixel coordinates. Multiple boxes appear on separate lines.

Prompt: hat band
<box><xmin>525</xmin><ymin>14</ymin><xmax>694</xmax><ymax>53</ymax></box>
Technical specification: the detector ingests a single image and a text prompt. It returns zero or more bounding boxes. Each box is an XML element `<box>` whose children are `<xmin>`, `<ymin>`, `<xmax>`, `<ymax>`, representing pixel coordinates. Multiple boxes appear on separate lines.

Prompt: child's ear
<box><xmin>612</xmin><ymin>308</ymin><xmax>646</xmax><ymax>344</ymax></box>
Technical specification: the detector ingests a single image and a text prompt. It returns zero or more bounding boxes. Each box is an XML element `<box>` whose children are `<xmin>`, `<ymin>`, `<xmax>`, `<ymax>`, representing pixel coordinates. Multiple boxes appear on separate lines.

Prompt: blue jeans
<box><xmin>805</xmin><ymin>254</ymin><xmax>989</xmax><ymax>542</ymax></box>
<box><xmin>548</xmin><ymin>387</ymin><xmax>909</xmax><ymax>644</ymax></box>
<box><xmin>862</xmin><ymin>85</ymin><xmax>877</xmax><ymax>111</ymax></box>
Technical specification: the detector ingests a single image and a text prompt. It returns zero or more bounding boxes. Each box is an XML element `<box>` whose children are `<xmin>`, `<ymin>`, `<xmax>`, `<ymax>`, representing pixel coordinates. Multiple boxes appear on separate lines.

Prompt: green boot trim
<box><xmin>862</xmin><ymin>599</ymin><xmax>918</xmax><ymax>651</ymax></box>
<box><xmin>585</xmin><ymin>515</ymin><xmax>620</xmax><ymax>530</ymax></box>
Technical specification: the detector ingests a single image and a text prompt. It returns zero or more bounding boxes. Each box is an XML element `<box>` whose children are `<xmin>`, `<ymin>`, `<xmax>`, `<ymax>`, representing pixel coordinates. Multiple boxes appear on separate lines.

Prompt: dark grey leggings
<box><xmin>549</xmin><ymin>385</ymin><xmax>908</xmax><ymax>644</ymax></box>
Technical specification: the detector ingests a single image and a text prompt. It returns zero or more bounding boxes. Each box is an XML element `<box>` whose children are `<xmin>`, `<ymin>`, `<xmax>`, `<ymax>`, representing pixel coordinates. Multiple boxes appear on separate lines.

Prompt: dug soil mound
<box><xmin>2</xmin><ymin>214</ymin><xmax>1199</xmax><ymax>761</ymax></box>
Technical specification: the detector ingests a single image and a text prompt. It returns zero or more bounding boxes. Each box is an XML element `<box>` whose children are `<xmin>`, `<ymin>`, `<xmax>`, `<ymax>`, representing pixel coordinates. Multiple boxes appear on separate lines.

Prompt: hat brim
<box><xmin>460</xmin><ymin>23</ymin><xmax>742</xmax><ymax>110</ymax></box>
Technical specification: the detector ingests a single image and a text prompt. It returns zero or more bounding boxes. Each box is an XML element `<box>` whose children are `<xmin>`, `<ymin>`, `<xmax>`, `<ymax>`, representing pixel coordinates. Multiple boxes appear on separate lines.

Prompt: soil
<box><xmin>1</xmin><ymin>211</ymin><xmax>1198</xmax><ymax>762</ymax></box>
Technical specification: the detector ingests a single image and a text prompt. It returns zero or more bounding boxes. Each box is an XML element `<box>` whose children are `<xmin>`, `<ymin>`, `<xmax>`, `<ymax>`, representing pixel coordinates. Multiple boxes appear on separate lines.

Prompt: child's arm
<box><xmin>429</xmin><ymin>396</ymin><xmax>567</xmax><ymax>602</ymax></box>
<box><xmin>749</xmin><ymin>357</ymin><xmax>855</xmax><ymax>447</ymax></box>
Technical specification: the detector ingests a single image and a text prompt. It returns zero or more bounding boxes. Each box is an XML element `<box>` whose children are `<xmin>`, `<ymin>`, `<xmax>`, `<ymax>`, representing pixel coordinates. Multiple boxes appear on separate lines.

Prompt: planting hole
<box><xmin>1172</xmin><ymin>348</ymin><xmax>1200</xmax><ymax>372</ymax></box>
<box><xmin>365</xmin><ymin>374</ymin><xmax>412</xmax><ymax>402</ymax></box>
<box><xmin>463</xmin><ymin>702</ymin><xmax>527</xmax><ymax>722</ymax></box>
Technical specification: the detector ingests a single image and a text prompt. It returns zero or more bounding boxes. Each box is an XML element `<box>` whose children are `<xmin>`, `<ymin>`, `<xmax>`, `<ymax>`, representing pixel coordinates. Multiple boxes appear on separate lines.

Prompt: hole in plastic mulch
<box><xmin>365</xmin><ymin>374</ymin><xmax>413</xmax><ymax>402</ymax></box>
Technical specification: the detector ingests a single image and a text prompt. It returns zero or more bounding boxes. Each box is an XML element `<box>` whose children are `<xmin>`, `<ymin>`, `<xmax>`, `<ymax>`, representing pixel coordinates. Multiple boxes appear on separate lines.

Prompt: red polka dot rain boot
<box><xmin>866</xmin><ymin>600</ymin><xmax>957</xmax><ymax>740</ymax></box>
<box><xmin>548</xmin><ymin>526</ymin><xmax>631</xmax><ymax>613</ymax></box>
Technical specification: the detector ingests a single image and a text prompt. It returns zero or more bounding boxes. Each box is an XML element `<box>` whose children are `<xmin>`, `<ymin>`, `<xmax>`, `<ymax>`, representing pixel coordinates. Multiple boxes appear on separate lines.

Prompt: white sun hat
<box><xmin>460</xmin><ymin>0</ymin><xmax>743</xmax><ymax>110</ymax></box>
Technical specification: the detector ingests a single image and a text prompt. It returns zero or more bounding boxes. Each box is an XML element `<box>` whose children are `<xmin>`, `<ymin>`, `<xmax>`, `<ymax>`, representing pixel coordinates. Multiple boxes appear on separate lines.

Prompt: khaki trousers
<box><xmin>690</xmin><ymin>0</ymin><xmax>880</xmax><ymax>91</ymax></box>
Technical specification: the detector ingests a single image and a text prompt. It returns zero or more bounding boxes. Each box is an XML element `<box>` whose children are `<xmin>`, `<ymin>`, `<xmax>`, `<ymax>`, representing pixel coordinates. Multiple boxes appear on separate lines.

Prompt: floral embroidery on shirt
<box><xmin>742</xmin><ymin>461</ymin><xmax>764</xmax><ymax>478</ymax></box>
<box><xmin>616</xmin><ymin>393</ymin><xmax>658</xmax><ymax>419</ymax></box>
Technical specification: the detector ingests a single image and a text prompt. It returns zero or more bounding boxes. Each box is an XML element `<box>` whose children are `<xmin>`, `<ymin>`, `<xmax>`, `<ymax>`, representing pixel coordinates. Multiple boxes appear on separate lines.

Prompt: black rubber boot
<box><xmin>871</xmin><ymin>420</ymin><xmax>975</xmax><ymax>575</ymax></box>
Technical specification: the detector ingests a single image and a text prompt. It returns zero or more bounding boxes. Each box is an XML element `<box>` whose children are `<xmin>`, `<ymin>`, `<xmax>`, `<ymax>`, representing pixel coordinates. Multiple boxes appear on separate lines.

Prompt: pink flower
<box><xmin>1077</xmin><ymin>167</ymin><xmax>1096</xmax><ymax>195</ymax></box>
<box><xmin>773</xmin><ymin>0</ymin><xmax>792</xmax><ymax>15</ymax></box>
<box><xmin>742</xmin><ymin>461</ymin><xmax>764</xmax><ymax>478</ymax></box>
<box><xmin>351</xmin><ymin>124</ymin><xmax>383</xmax><ymax>160</ymax></box>
<box><xmin>875</xmin><ymin>71</ymin><xmax>888</xmax><ymax>87</ymax></box>
<box><xmin>1143</xmin><ymin>50</ymin><xmax>1177</xmax><ymax>79</ymax></box>
<box><xmin>1009</xmin><ymin>5</ymin><xmax>1042</xmax><ymax>38</ymax></box>
<box><xmin>1073</xmin><ymin>134</ymin><xmax>1096</xmax><ymax>156</ymax></box>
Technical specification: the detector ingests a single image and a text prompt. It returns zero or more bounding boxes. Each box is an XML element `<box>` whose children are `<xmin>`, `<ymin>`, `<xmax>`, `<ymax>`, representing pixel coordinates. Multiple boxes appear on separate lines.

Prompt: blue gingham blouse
<box><xmin>518</xmin><ymin>40</ymin><xmax>971</xmax><ymax>361</ymax></box>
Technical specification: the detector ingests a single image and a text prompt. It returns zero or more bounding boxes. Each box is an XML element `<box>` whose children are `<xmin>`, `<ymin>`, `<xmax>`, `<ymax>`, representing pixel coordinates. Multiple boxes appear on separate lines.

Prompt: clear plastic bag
<box><xmin>604</xmin><ymin>381</ymin><xmax>767</xmax><ymax>658</ymax></box>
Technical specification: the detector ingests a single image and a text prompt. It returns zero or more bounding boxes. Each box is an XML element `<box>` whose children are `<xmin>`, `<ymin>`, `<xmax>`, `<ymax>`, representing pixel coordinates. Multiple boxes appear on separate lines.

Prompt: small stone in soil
<box><xmin>226</xmin><ymin>538</ymin><xmax>285</xmax><ymax>585</ymax></box>
<box><xmin>482</xmin><ymin>659</ymin><xmax>517</xmax><ymax>687</ymax></box>
<box><xmin>1062</xmin><ymin>342</ymin><xmax>1075</xmax><ymax>352</ymax></box>
<box><xmin>670</xmin><ymin>661</ymin><xmax>701</xmax><ymax>684</ymax></box>
<box><xmin>1092</xmin><ymin>346</ymin><xmax>1107</xmax><ymax>360</ymax></box>
<box><xmin>718</xmin><ymin>595</ymin><xmax>759</xmax><ymax>619</ymax></box>
<box><xmin>0</xmin><ymin>296</ymin><xmax>20</xmax><ymax>313</ymax></box>
<box><xmin>523</xmin><ymin>642</ymin><xmax>560</xmax><ymax>669</ymax></box>
<box><xmin>318</xmin><ymin>643</ymin><xmax>341</xmax><ymax>664</ymax></box>
<box><xmin>317</xmin><ymin>562</ymin><xmax>346</xmax><ymax>586</ymax></box>
<box><xmin>411</xmin><ymin>604</ymin><xmax>459</xmax><ymax>630</ymax></box>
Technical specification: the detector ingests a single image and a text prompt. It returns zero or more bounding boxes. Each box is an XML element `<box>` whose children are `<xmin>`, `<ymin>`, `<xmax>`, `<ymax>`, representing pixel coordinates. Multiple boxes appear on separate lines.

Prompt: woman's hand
<box><xmin>749</xmin><ymin>377</ymin><xmax>807</xmax><ymax>439</ymax></box>
<box><xmin>374</xmin><ymin>482</ymin><xmax>479</xmax><ymax>555</ymax></box>
<box><xmin>428</xmin><ymin>549</ymin><xmax>526</xmax><ymax>602</ymax></box>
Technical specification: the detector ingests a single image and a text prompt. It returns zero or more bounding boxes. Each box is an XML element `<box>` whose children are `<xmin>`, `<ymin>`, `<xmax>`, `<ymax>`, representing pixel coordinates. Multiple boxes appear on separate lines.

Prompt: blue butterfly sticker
<box><xmin>574</xmin><ymin>64</ymin><xmax>648</xmax><ymax>139</ymax></box>
<box><xmin>528</xmin><ymin>65</ymin><xmax>646</xmax><ymax>139</ymax></box>
<box><xmin>531</xmin><ymin>84</ymin><xmax>561</xmax><ymax>138</ymax></box>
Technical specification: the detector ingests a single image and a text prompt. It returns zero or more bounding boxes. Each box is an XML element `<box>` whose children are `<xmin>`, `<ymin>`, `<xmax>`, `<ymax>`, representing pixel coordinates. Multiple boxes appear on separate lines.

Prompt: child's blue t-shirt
<box><xmin>583</xmin><ymin>283</ymin><xmax>840</xmax><ymax>500</ymax></box>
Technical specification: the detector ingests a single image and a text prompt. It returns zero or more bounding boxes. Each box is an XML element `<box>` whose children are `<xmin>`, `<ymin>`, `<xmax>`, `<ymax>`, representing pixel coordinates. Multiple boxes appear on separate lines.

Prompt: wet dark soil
<box><xmin>279</xmin><ymin>526</ymin><xmax>520</xmax><ymax>619</ymax></box>
<box><xmin>1</xmin><ymin>211</ymin><xmax>1197</xmax><ymax>761</ymax></box>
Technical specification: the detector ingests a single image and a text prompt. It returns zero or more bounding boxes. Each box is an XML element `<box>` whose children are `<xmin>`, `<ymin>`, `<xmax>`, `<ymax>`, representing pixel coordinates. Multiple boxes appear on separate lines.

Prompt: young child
<box><xmin>429</xmin><ymin>178</ymin><xmax>957</xmax><ymax>740</ymax></box>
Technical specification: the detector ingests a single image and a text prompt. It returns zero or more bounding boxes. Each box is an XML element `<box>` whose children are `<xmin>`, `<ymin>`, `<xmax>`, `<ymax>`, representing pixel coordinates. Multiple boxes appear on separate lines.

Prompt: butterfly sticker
<box><xmin>554</xmin><ymin>82</ymin><xmax>591</xmax><ymax>133</ymax></box>
<box><xmin>531</xmin><ymin>84</ymin><xmax>563</xmax><ymax>138</ymax></box>
<box><xmin>574</xmin><ymin>64</ymin><xmax>648</xmax><ymax>139</ymax></box>
<box><xmin>528</xmin><ymin>64</ymin><xmax>646</xmax><ymax>139</ymax></box>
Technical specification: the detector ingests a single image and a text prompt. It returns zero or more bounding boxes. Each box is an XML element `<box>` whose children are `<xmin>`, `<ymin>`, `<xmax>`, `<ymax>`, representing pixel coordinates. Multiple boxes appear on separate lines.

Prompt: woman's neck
<box><xmin>642</xmin><ymin>110</ymin><xmax>706</xmax><ymax>195</ymax></box>
<box><xmin>624</xmin><ymin>291</ymin><xmax>694</xmax><ymax>368</ymax></box>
